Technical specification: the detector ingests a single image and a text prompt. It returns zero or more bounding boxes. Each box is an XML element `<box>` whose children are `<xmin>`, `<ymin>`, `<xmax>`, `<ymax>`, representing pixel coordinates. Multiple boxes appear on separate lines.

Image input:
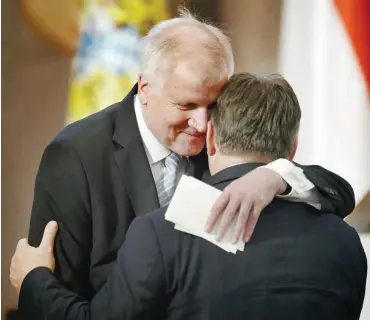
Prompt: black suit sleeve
<box><xmin>294</xmin><ymin>163</ymin><xmax>355</xmax><ymax>218</ymax></box>
<box><xmin>19</xmin><ymin>216</ymin><xmax>168</xmax><ymax>320</ymax></box>
<box><xmin>27</xmin><ymin>141</ymin><xmax>93</xmax><ymax>298</ymax></box>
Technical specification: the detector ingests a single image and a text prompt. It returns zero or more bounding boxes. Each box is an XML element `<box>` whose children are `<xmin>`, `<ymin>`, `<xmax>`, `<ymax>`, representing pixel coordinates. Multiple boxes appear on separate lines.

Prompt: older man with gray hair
<box><xmin>12</xmin><ymin>8</ymin><xmax>354</xmax><ymax>311</ymax></box>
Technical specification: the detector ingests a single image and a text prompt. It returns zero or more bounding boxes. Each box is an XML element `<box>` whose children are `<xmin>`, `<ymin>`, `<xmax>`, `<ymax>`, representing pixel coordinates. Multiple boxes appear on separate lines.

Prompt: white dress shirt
<box><xmin>134</xmin><ymin>96</ymin><xmax>186</xmax><ymax>197</ymax></box>
<box><xmin>134</xmin><ymin>96</ymin><xmax>321</xmax><ymax>209</ymax></box>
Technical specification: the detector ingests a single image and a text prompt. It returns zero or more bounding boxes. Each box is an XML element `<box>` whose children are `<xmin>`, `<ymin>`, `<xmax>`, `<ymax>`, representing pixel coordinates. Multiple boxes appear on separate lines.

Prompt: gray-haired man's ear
<box><xmin>137</xmin><ymin>75</ymin><xmax>149</xmax><ymax>106</ymax></box>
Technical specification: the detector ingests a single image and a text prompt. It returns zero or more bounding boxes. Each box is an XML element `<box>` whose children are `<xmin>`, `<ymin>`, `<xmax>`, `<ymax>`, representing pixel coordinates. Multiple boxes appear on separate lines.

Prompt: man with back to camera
<box><xmin>26</xmin><ymin>8</ymin><xmax>356</xmax><ymax>303</ymax></box>
<box><xmin>11</xmin><ymin>72</ymin><xmax>367</xmax><ymax>319</ymax></box>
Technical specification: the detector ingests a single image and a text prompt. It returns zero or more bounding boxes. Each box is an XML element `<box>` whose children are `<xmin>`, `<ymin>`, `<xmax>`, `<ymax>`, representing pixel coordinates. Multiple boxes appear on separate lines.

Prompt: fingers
<box><xmin>10</xmin><ymin>257</ymin><xmax>17</xmax><ymax>287</ymax></box>
<box><xmin>17</xmin><ymin>238</ymin><xmax>28</xmax><ymax>248</ymax></box>
<box><xmin>205</xmin><ymin>191</ymin><xmax>230</xmax><ymax>233</ymax></box>
<box><xmin>11</xmin><ymin>238</ymin><xmax>28</xmax><ymax>292</ymax></box>
<box><xmin>232</xmin><ymin>202</ymin><xmax>253</xmax><ymax>244</ymax></box>
<box><xmin>243</xmin><ymin>205</ymin><xmax>262</xmax><ymax>242</ymax></box>
<box><xmin>215</xmin><ymin>198</ymin><xmax>240</xmax><ymax>242</ymax></box>
<box><xmin>40</xmin><ymin>221</ymin><xmax>58</xmax><ymax>251</ymax></box>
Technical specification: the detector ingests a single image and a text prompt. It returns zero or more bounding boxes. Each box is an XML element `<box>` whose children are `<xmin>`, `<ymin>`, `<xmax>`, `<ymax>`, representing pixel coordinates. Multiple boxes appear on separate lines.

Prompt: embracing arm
<box><xmin>206</xmin><ymin>158</ymin><xmax>355</xmax><ymax>243</ymax></box>
<box><xmin>266</xmin><ymin>159</ymin><xmax>355</xmax><ymax>218</ymax></box>
<box><xmin>19</xmin><ymin>216</ymin><xmax>168</xmax><ymax>319</ymax></box>
<box><xmin>28</xmin><ymin>140</ymin><xmax>93</xmax><ymax>298</ymax></box>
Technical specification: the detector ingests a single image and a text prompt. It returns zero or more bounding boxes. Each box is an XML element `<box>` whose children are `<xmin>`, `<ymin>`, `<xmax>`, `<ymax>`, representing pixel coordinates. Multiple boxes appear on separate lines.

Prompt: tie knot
<box><xmin>165</xmin><ymin>152</ymin><xmax>182</xmax><ymax>171</ymax></box>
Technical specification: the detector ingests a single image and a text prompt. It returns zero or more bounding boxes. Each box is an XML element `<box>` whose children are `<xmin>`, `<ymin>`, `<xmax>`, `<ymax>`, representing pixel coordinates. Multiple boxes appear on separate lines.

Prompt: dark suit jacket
<box><xmin>28</xmin><ymin>84</ymin><xmax>355</xmax><ymax>300</ymax></box>
<box><xmin>19</xmin><ymin>163</ymin><xmax>366</xmax><ymax>319</ymax></box>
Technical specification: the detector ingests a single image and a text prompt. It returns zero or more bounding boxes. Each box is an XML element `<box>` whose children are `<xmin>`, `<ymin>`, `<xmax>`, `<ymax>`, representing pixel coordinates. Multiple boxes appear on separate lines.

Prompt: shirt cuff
<box><xmin>264</xmin><ymin>159</ymin><xmax>314</xmax><ymax>194</ymax></box>
<box><xmin>264</xmin><ymin>159</ymin><xmax>322</xmax><ymax>210</ymax></box>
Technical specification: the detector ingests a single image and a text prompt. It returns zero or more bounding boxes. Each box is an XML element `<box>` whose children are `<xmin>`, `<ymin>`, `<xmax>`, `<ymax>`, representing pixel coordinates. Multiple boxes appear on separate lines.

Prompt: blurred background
<box><xmin>2</xmin><ymin>0</ymin><xmax>369</xmax><ymax>318</ymax></box>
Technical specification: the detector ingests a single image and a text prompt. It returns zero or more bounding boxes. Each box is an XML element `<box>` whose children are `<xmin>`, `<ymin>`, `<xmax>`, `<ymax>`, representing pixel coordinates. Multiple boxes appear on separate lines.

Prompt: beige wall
<box><xmin>173</xmin><ymin>0</ymin><xmax>282</xmax><ymax>73</ymax></box>
<box><xmin>1</xmin><ymin>0</ymin><xmax>72</xmax><ymax>316</ymax></box>
<box><xmin>220</xmin><ymin>0</ymin><xmax>282</xmax><ymax>73</ymax></box>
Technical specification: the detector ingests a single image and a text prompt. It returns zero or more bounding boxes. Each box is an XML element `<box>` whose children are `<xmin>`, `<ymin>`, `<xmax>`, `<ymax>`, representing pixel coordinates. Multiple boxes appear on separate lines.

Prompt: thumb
<box><xmin>40</xmin><ymin>221</ymin><xmax>58</xmax><ymax>251</ymax></box>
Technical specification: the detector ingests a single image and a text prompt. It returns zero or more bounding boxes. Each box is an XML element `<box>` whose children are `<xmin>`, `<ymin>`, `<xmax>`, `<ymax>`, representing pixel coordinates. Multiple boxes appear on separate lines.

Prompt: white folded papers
<box><xmin>165</xmin><ymin>175</ymin><xmax>245</xmax><ymax>254</ymax></box>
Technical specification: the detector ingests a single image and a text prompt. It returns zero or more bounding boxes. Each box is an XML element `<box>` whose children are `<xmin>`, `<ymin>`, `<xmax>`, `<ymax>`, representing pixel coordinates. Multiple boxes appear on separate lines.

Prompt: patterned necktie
<box><xmin>158</xmin><ymin>152</ymin><xmax>182</xmax><ymax>207</ymax></box>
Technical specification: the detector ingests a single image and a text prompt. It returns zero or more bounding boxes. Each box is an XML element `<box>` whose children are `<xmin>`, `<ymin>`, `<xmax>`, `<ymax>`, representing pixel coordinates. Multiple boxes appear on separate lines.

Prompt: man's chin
<box><xmin>172</xmin><ymin>140</ymin><xmax>205</xmax><ymax>157</ymax></box>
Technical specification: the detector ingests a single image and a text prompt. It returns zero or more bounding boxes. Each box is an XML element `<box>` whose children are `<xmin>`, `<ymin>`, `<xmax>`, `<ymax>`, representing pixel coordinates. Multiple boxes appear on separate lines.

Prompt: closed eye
<box><xmin>184</xmin><ymin>103</ymin><xmax>198</xmax><ymax>109</ymax></box>
<box><xmin>177</xmin><ymin>103</ymin><xmax>198</xmax><ymax>110</ymax></box>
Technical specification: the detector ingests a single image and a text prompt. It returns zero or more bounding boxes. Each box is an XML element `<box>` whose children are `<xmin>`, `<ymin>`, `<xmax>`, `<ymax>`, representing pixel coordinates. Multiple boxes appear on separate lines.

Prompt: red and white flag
<box><xmin>279</xmin><ymin>0</ymin><xmax>370</xmax><ymax>203</ymax></box>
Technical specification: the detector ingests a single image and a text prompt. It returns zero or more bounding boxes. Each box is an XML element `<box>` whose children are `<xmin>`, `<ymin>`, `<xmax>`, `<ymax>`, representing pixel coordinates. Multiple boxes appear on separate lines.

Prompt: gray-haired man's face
<box><xmin>138</xmin><ymin>63</ymin><xmax>228</xmax><ymax>157</ymax></box>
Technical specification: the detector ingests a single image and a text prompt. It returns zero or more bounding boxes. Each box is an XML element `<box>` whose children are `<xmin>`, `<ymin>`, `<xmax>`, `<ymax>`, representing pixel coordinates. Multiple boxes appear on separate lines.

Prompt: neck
<box><xmin>210</xmin><ymin>152</ymin><xmax>273</xmax><ymax>175</ymax></box>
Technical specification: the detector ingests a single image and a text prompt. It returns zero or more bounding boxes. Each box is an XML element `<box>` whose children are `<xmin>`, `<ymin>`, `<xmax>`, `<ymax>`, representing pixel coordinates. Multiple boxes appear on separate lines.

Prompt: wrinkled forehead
<box><xmin>164</xmin><ymin>59</ymin><xmax>229</xmax><ymax>105</ymax></box>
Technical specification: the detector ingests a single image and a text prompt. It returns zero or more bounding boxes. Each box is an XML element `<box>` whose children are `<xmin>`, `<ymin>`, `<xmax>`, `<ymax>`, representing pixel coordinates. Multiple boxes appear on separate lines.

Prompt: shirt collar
<box><xmin>204</xmin><ymin>162</ymin><xmax>266</xmax><ymax>186</ymax></box>
<box><xmin>134</xmin><ymin>95</ymin><xmax>171</xmax><ymax>165</ymax></box>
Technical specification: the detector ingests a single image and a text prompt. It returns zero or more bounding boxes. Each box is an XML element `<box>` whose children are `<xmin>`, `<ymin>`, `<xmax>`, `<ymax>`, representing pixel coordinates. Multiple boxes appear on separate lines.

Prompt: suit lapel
<box><xmin>188</xmin><ymin>147</ymin><xmax>209</xmax><ymax>180</ymax></box>
<box><xmin>113</xmin><ymin>85</ymin><xmax>159</xmax><ymax>216</ymax></box>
